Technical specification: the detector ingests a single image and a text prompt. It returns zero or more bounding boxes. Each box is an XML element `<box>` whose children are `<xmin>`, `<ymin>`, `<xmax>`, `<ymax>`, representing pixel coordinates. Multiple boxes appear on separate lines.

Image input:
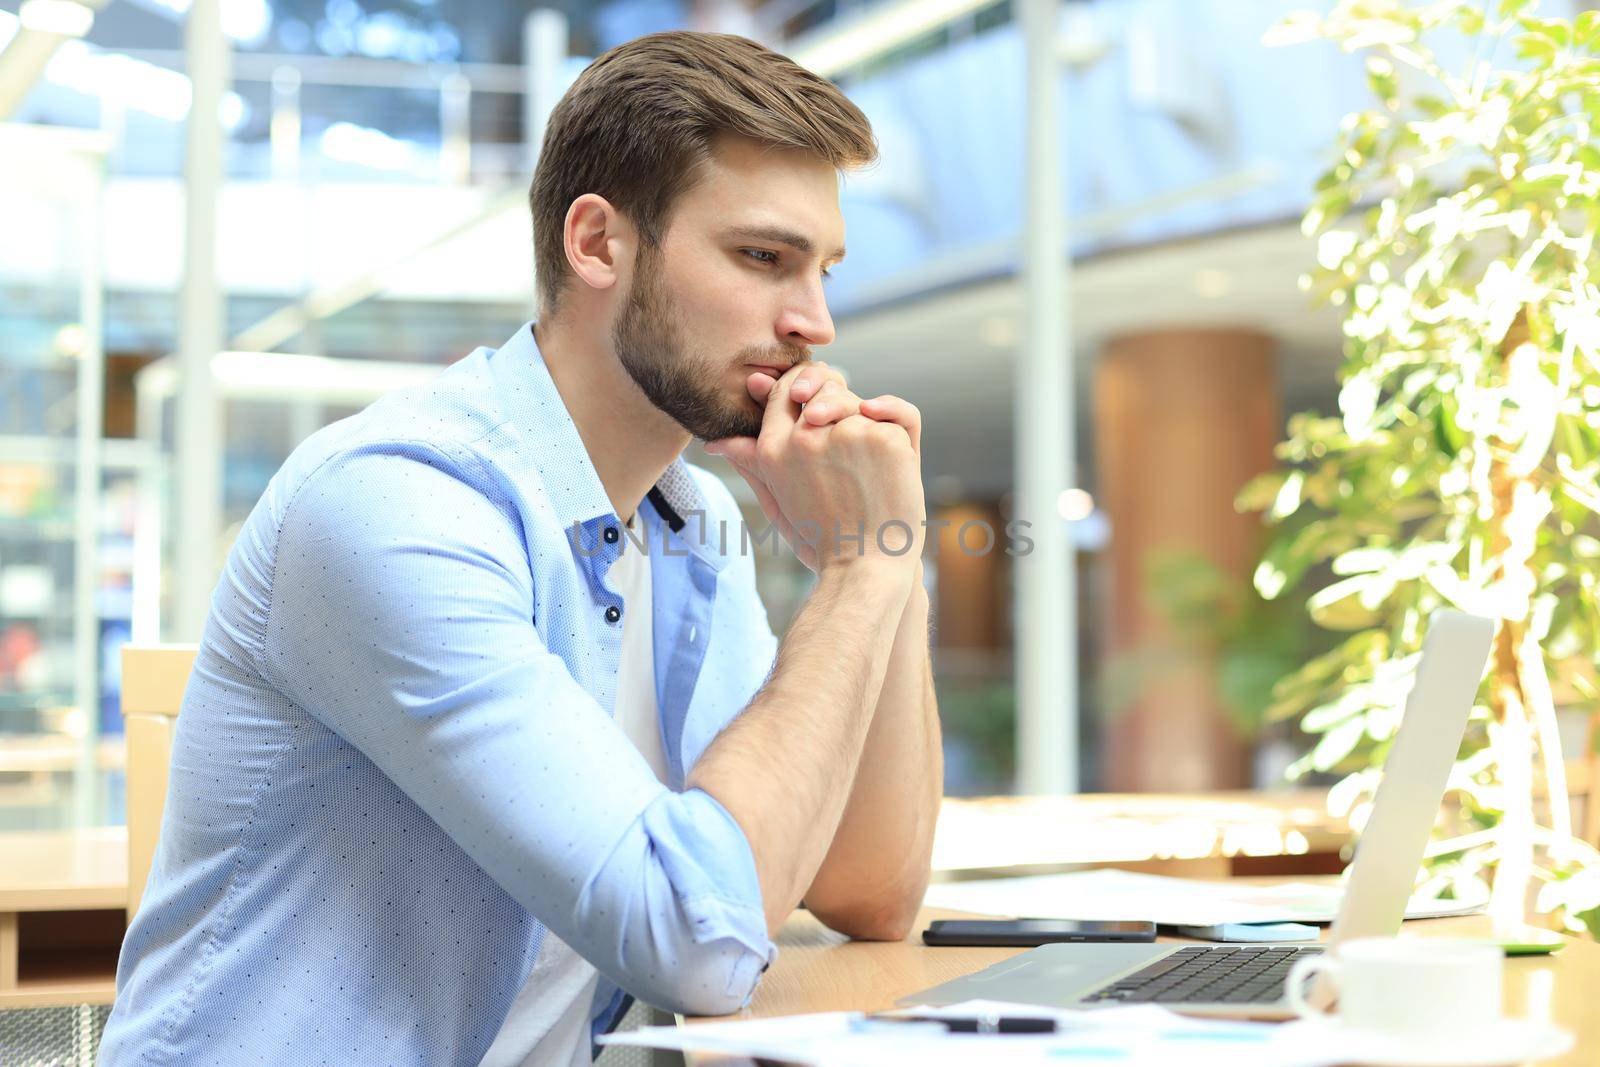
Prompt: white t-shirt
<box><xmin>611</xmin><ymin>513</ymin><xmax>670</xmax><ymax>781</ymax></box>
<box><xmin>478</xmin><ymin>512</ymin><xmax>665</xmax><ymax>1067</ymax></box>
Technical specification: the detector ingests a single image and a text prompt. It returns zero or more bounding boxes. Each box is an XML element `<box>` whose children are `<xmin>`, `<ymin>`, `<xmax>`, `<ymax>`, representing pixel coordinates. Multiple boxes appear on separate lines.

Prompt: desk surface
<box><xmin>0</xmin><ymin>736</ymin><xmax>125</xmax><ymax>775</ymax></box>
<box><xmin>932</xmin><ymin>791</ymin><xmax>1348</xmax><ymax>872</ymax></box>
<box><xmin>0</xmin><ymin>826</ymin><xmax>127</xmax><ymax>912</ymax></box>
<box><xmin>685</xmin><ymin>905</ymin><xmax>1600</xmax><ymax>1067</ymax></box>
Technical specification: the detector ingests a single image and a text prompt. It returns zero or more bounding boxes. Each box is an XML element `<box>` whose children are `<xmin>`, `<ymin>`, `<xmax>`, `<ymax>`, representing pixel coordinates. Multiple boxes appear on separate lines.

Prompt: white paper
<box><xmin>599</xmin><ymin>999</ymin><xmax>1345</xmax><ymax>1066</ymax></box>
<box><xmin>922</xmin><ymin>869</ymin><xmax>1486</xmax><ymax>926</ymax></box>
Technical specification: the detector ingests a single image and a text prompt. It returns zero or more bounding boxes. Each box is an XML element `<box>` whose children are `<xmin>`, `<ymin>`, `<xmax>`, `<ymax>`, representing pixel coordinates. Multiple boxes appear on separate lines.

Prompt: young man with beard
<box><xmin>101</xmin><ymin>29</ymin><xmax>941</xmax><ymax>1067</ymax></box>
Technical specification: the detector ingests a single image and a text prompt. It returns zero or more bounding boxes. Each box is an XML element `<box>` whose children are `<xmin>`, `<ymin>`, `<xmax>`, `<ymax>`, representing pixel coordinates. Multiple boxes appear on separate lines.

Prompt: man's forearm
<box><xmin>802</xmin><ymin>568</ymin><xmax>942</xmax><ymax>939</ymax></box>
<box><xmin>686</xmin><ymin>559</ymin><xmax>916</xmax><ymax>935</ymax></box>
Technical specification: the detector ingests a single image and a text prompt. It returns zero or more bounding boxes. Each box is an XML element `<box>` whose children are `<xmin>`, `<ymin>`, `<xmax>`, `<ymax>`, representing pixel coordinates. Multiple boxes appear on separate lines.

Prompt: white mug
<box><xmin>1285</xmin><ymin>937</ymin><xmax>1503</xmax><ymax>1036</ymax></box>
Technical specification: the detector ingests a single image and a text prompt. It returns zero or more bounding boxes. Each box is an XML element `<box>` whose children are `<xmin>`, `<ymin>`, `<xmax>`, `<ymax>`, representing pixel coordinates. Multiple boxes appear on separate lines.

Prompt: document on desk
<box><xmin>600</xmin><ymin>999</ymin><xmax>1344</xmax><ymax>1066</ymax></box>
<box><xmin>922</xmin><ymin>868</ymin><xmax>1486</xmax><ymax>927</ymax></box>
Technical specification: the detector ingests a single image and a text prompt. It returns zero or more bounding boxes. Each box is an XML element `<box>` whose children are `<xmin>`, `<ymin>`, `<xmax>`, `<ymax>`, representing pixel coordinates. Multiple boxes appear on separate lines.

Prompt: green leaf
<box><xmin>1258</xmin><ymin>519</ymin><xmax>1362</xmax><ymax>602</ymax></box>
<box><xmin>1366</xmin><ymin>56</ymin><xmax>1400</xmax><ymax>107</ymax></box>
<box><xmin>1262</xmin><ymin>11</ymin><xmax>1325</xmax><ymax>48</ymax></box>
<box><xmin>1517</xmin><ymin>16</ymin><xmax>1572</xmax><ymax>50</ymax></box>
<box><xmin>1218</xmin><ymin>655</ymin><xmax>1298</xmax><ymax>738</ymax></box>
<box><xmin>1248</xmin><ymin>0</ymin><xmax>1600</xmax><ymax>932</ymax></box>
<box><xmin>1308</xmin><ymin>576</ymin><xmax>1386</xmax><ymax>630</ymax></box>
<box><xmin>1237</xmin><ymin>470</ymin><xmax>1289</xmax><ymax>514</ymax></box>
<box><xmin>1270</xmin><ymin>470</ymin><xmax>1306</xmax><ymax>520</ymax></box>
<box><xmin>1304</xmin><ymin>189</ymin><xmax>1354</xmax><ymax>236</ymax></box>
<box><xmin>1578</xmin><ymin>10</ymin><xmax>1600</xmax><ymax>52</ymax></box>
<box><xmin>1310</xmin><ymin>716</ymin><xmax>1369</xmax><ymax>772</ymax></box>
<box><xmin>1432</xmin><ymin>395</ymin><xmax>1465</xmax><ymax>457</ymax></box>
<box><xmin>1303</xmin><ymin>690</ymin><xmax>1368</xmax><ymax>732</ymax></box>
<box><xmin>1515</xmin><ymin>32</ymin><xmax>1559</xmax><ymax>66</ymax></box>
<box><xmin>1414</xmin><ymin>94</ymin><xmax>1452</xmax><ymax>119</ymax></box>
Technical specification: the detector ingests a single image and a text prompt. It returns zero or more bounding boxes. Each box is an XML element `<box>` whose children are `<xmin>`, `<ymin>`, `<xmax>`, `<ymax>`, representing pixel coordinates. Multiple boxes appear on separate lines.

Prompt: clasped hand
<box><xmin>704</xmin><ymin>364</ymin><xmax>926</xmax><ymax>575</ymax></box>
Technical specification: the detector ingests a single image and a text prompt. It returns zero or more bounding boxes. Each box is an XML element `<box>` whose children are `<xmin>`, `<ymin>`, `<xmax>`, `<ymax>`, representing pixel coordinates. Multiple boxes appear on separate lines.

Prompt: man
<box><xmin>100</xmin><ymin>30</ymin><xmax>941</xmax><ymax>1067</ymax></box>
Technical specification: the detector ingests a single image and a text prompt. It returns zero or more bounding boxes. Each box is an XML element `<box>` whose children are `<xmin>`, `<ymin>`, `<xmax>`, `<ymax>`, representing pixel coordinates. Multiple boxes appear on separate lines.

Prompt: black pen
<box><xmin>858</xmin><ymin>1012</ymin><xmax>1058</xmax><ymax>1034</ymax></box>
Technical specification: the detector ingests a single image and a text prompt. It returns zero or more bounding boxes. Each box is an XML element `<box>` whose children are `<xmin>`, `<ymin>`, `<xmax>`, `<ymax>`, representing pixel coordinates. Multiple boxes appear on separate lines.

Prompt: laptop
<box><xmin>901</xmin><ymin>610</ymin><xmax>1495</xmax><ymax>1019</ymax></box>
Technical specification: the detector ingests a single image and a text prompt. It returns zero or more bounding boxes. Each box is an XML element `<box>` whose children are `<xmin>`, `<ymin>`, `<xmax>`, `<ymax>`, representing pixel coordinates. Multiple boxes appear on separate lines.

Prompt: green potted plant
<box><xmin>1244</xmin><ymin>0</ymin><xmax>1600</xmax><ymax>935</ymax></box>
<box><xmin>1101</xmin><ymin>548</ymin><xmax>1318</xmax><ymax>742</ymax></box>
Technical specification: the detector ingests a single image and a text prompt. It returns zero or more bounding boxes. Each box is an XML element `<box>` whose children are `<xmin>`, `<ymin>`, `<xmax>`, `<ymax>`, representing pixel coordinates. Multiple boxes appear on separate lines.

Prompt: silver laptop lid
<box><xmin>1326</xmin><ymin>610</ymin><xmax>1494</xmax><ymax>948</ymax></box>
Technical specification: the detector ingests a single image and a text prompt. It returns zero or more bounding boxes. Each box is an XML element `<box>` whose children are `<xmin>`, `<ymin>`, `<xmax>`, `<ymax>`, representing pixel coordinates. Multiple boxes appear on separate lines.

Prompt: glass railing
<box><xmin>2</xmin><ymin>0</ymin><xmax>1398</xmax><ymax>316</ymax></box>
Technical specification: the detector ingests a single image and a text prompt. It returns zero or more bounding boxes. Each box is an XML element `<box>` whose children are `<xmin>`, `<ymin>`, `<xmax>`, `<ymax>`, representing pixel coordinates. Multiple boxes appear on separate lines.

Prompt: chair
<box><xmin>118</xmin><ymin>645</ymin><xmax>198</xmax><ymax>922</ymax></box>
<box><xmin>112</xmin><ymin>643</ymin><xmax>674</xmax><ymax>1066</ymax></box>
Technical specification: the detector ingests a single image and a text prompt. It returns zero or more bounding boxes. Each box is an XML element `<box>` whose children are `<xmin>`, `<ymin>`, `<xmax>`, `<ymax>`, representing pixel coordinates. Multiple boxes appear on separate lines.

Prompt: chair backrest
<box><xmin>120</xmin><ymin>644</ymin><xmax>198</xmax><ymax>921</ymax></box>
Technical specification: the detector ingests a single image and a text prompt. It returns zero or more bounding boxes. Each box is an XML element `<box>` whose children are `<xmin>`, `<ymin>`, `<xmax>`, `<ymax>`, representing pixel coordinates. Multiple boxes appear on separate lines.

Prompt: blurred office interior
<box><xmin>9</xmin><ymin>0</ymin><xmax>1583</xmax><ymax>835</ymax></box>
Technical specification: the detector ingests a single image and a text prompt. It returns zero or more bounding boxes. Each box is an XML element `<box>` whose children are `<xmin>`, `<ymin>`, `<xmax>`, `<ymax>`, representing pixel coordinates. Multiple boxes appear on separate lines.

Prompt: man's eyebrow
<box><xmin>723</xmin><ymin>225</ymin><xmax>847</xmax><ymax>263</ymax></box>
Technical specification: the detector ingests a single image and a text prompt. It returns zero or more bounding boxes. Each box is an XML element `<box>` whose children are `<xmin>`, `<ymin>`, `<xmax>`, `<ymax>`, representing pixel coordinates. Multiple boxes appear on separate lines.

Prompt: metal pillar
<box><xmin>439</xmin><ymin>70</ymin><xmax>472</xmax><ymax>184</ymax></box>
<box><xmin>71</xmin><ymin>142</ymin><xmax>106</xmax><ymax>826</ymax></box>
<box><xmin>174</xmin><ymin>0</ymin><xmax>229</xmax><ymax>640</ymax></box>
<box><xmin>1015</xmin><ymin>0</ymin><xmax>1077</xmax><ymax>794</ymax></box>
<box><xmin>522</xmin><ymin>9</ymin><xmax>567</xmax><ymax>312</ymax></box>
<box><xmin>269</xmin><ymin>65</ymin><xmax>301</xmax><ymax>180</ymax></box>
<box><xmin>522</xmin><ymin>9</ymin><xmax>568</xmax><ymax>167</ymax></box>
<box><xmin>132</xmin><ymin>371</ymin><xmax>166</xmax><ymax>645</ymax></box>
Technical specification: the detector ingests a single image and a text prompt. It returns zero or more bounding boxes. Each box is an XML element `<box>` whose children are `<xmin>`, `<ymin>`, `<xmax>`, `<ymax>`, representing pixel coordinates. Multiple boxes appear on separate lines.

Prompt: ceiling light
<box><xmin>788</xmin><ymin>0</ymin><xmax>993</xmax><ymax>78</ymax></box>
<box><xmin>128</xmin><ymin>0</ymin><xmax>272</xmax><ymax>45</ymax></box>
<box><xmin>18</xmin><ymin>0</ymin><xmax>95</xmax><ymax>38</ymax></box>
<box><xmin>1057</xmin><ymin>488</ymin><xmax>1094</xmax><ymax>522</ymax></box>
<box><xmin>319</xmin><ymin>121</ymin><xmax>419</xmax><ymax>172</ymax></box>
<box><xmin>53</xmin><ymin>322</ymin><xmax>87</xmax><ymax>358</ymax></box>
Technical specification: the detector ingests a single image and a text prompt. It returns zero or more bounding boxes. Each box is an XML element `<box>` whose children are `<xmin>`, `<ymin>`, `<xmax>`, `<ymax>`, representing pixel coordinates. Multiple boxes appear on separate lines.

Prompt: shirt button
<box><xmin>603</xmin><ymin>526</ymin><xmax>619</xmax><ymax>544</ymax></box>
<box><xmin>604</xmin><ymin>605</ymin><xmax>621</xmax><ymax>624</ymax></box>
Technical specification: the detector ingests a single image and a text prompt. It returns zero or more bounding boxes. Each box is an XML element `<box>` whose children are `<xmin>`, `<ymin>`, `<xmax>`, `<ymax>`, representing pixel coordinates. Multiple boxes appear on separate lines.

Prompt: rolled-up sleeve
<box><xmin>260</xmin><ymin>444</ymin><xmax>775</xmax><ymax>1015</ymax></box>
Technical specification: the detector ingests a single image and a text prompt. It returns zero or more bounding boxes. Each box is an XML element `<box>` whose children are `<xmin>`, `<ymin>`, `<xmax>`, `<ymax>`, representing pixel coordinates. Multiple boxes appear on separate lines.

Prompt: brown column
<box><xmin>930</xmin><ymin>503</ymin><xmax>1006</xmax><ymax>651</ymax></box>
<box><xmin>1096</xmin><ymin>327</ymin><xmax>1279</xmax><ymax>792</ymax></box>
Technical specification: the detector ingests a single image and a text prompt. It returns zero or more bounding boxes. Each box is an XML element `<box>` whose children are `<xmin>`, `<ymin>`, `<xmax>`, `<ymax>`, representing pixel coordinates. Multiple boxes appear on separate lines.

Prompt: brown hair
<box><xmin>529</xmin><ymin>31</ymin><xmax>877</xmax><ymax>315</ymax></box>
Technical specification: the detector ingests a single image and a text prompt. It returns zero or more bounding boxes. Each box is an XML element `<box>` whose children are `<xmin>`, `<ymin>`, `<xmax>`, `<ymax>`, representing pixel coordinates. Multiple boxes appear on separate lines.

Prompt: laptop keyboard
<box><xmin>1082</xmin><ymin>944</ymin><xmax>1324</xmax><ymax>1005</ymax></box>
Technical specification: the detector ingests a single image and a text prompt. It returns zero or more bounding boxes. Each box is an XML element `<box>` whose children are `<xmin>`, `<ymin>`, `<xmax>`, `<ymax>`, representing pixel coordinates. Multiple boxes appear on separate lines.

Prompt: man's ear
<box><xmin>563</xmin><ymin>194</ymin><xmax>636</xmax><ymax>296</ymax></box>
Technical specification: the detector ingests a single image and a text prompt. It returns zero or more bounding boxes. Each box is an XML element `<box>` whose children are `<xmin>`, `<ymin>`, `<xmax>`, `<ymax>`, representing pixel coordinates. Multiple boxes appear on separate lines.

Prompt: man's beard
<box><xmin>613</xmin><ymin>243</ymin><xmax>807</xmax><ymax>441</ymax></box>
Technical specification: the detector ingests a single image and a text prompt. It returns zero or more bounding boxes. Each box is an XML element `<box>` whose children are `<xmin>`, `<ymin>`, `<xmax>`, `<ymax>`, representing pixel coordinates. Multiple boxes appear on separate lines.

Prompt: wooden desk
<box><xmin>933</xmin><ymin>791</ymin><xmax>1350</xmax><ymax>875</ymax></box>
<box><xmin>0</xmin><ymin>737</ymin><xmax>126</xmax><ymax>775</ymax></box>
<box><xmin>0</xmin><ymin>790</ymin><xmax>1346</xmax><ymax>1018</ymax></box>
<box><xmin>0</xmin><ymin>827</ymin><xmax>127</xmax><ymax>1009</ymax></box>
<box><xmin>684</xmin><ymin>906</ymin><xmax>1600</xmax><ymax>1066</ymax></box>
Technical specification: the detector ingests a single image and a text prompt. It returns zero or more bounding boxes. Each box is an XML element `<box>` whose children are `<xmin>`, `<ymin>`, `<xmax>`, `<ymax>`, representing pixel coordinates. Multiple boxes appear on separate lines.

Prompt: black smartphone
<box><xmin>922</xmin><ymin>918</ymin><xmax>1157</xmax><ymax>947</ymax></box>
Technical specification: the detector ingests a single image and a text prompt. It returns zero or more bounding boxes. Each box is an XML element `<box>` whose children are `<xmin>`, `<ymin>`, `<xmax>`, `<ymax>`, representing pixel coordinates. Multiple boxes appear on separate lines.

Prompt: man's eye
<box><xmin>742</xmin><ymin>248</ymin><xmax>831</xmax><ymax>280</ymax></box>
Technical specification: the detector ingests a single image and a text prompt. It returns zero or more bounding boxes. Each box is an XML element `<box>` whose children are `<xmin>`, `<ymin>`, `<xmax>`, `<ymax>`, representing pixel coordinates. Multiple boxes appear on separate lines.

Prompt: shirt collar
<box><xmin>489</xmin><ymin>322</ymin><xmax>721</xmax><ymax>568</ymax></box>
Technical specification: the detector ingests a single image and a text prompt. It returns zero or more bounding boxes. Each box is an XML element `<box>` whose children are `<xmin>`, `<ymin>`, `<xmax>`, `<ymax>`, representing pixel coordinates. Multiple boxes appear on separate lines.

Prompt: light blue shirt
<box><xmin>100</xmin><ymin>324</ymin><xmax>781</xmax><ymax>1066</ymax></box>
